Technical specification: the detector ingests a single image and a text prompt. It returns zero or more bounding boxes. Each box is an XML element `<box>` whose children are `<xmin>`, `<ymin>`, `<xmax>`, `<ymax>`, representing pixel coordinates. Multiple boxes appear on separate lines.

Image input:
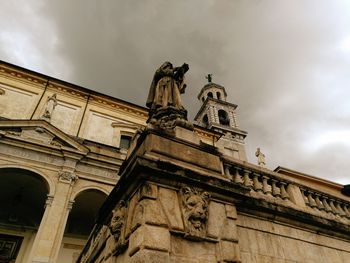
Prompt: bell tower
<box><xmin>194</xmin><ymin>74</ymin><xmax>247</xmax><ymax>160</ymax></box>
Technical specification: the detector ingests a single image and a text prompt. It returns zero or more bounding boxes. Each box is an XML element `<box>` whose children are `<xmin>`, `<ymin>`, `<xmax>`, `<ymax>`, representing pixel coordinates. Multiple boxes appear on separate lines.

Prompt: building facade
<box><xmin>0</xmin><ymin>60</ymin><xmax>349</xmax><ymax>263</ymax></box>
<box><xmin>0</xmin><ymin>61</ymin><xmax>220</xmax><ymax>263</ymax></box>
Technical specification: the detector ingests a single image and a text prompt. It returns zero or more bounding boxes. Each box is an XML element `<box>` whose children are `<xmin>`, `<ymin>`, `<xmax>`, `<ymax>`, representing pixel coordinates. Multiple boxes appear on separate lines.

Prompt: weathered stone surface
<box><xmin>207</xmin><ymin>201</ymin><xmax>226</xmax><ymax>239</ymax></box>
<box><xmin>129</xmin><ymin>225</ymin><xmax>170</xmax><ymax>256</ymax></box>
<box><xmin>144</xmin><ymin>133</ymin><xmax>222</xmax><ymax>173</ymax></box>
<box><xmin>129</xmin><ymin>250</ymin><xmax>169</xmax><ymax>263</ymax></box>
<box><xmin>222</xmin><ymin>218</ymin><xmax>238</xmax><ymax>242</ymax></box>
<box><xmin>220</xmin><ymin>240</ymin><xmax>241</xmax><ymax>262</ymax></box>
<box><xmin>158</xmin><ymin>188</ymin><xmax>184</xmax><ymax>231</ymax></box>
<box><xmin>170</xmin><ymin>235</ymin><xmax>216</xmax><ymax>262</ymax></box>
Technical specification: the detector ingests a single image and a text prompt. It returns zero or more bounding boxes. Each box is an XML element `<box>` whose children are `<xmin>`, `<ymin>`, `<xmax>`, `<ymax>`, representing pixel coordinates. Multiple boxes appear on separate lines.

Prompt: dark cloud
<box><xmin>1</xmin><ymin>0</ymin><xmax>350</xmax><ymax>183</ymax></box>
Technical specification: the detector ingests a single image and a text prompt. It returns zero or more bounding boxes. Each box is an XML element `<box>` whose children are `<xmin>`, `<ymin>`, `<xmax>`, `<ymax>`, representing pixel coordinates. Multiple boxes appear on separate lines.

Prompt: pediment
<box><xmin>0</xmin><ymin>120</ymin><xmax>89</xmax><ymax>154</ymax></box>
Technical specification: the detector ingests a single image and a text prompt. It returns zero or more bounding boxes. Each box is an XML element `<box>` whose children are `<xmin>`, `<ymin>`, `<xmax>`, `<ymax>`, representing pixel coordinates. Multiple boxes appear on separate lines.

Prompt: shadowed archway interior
<box><xmin>65</xmin><ymin>189</ymin><xmax>108</xmax><ymax>238</ymax></box>
<box><xmin>0</xmin><ymin>168</ymin><xmax>49</xmax><ymax>229</ymax></box>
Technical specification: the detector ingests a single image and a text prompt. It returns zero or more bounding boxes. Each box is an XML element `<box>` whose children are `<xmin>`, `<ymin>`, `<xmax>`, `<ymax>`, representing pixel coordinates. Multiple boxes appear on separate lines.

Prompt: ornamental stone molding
<box><xmin>58</xmin><ymin>171</ymin><xmax>78</xmax><ymax>184</ymax></box>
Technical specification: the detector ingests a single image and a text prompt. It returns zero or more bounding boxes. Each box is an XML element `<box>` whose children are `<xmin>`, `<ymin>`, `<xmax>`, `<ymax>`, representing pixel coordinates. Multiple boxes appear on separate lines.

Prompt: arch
<box><xmin>218</xmin><ymin>109</ymin><xmax>230</xmax><ymax>126</ymax></box>
<box><xmin>0</xmin><ymin>167</ymin><xmax>50</xmax><ymax>229</ymax></box>
<box><xmin>216</xmin><ymin>92</ymin><xmax>221</xmax><ymax>100</ymax></box>
<box><xmin>70</xmin><ymin>185</ymin><xmax>110</xmax><ymax>202</ymax></box>
<box><xmin>207</xmin><ymin>92</ymin><xmax>213</xmax><ymax>98</ymax></box>
<box><xmin>64</xmin><ymin>189</ymin><xmax>108</xmax><ymax>238</ymax></box>
<box><xmin>0</xmin><ymin>164</ymin><xmax>55</xmax><ymax>196</ymax></box>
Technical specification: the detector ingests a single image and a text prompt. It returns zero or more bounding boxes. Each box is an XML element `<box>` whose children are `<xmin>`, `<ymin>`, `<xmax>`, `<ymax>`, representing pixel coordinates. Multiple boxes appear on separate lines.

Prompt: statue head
<box><xmin>109</xmin><ymin>201</ymin><xmax>126</xmax><ymax>241</ymax></box>
<box><xmin>160</xmin><ymin>61</ymin><xmax>173</xmax><ymax>70</ymax></box>
<box><xmin>181</xmin><ymin>187</ymin><xmax>210</xmax><ymax>234</ymax></box>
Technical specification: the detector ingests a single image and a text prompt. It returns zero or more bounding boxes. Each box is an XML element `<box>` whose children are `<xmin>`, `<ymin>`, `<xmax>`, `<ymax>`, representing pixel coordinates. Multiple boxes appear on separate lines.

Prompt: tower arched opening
<box><xmin>218</xmin><ymin>110</ymin><xmax>230</xmax><ymax>126</ymax></box>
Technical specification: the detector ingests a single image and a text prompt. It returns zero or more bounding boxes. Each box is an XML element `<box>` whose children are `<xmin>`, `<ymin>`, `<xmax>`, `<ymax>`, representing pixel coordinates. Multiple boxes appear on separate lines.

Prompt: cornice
<box><xmin>90</xmin><ymin>95</ymin><xmax>148</xmax><ymax>118</ymax></box>
<box><xmin>0</xmin><ymin>64</ymin><xmax>47</xmax><ymax>87</ymax></box>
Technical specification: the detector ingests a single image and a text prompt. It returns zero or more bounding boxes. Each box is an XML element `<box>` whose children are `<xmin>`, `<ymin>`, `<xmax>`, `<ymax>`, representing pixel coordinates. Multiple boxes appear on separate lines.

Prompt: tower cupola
<box><xmin>194</xmin><ymin>74</ymin><xmax>247</xmax><ymax>160</ymax></box>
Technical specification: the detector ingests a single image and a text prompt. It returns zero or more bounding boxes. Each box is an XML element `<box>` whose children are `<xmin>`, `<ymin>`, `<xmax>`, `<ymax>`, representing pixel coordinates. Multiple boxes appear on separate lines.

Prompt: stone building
<box><xmin>0</xmin><ymin>60</ymin><xmax>349</xmax><ymax>263</ymax></box>
<box><xmin>0</xmin><ymin>61</ymin><xmax>218</xmax><ymax>263</ymax></box>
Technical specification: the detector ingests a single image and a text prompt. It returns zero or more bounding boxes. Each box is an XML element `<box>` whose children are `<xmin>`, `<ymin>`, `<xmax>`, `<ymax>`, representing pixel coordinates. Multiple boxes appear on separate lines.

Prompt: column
<box><xmin>28</xmin><ymin>171</ymin><xmax>77</xmax><ymax>263</ymax></box>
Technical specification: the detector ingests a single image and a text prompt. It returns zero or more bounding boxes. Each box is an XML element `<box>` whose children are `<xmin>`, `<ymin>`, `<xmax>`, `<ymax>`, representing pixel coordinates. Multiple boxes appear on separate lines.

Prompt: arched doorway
<box><xmin>57</xmin><ymin>189</ymin><xmax>107</xmax><ymax>263</ymax></box>
<box><xmin>0</xmin><ymin>167</ymin><xmax>49</xmax><ymax>263</ymax></box>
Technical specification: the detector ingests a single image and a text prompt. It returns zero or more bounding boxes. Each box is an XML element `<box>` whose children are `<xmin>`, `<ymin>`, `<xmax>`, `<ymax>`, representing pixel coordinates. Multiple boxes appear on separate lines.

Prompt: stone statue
<box><xmin>180</xmin><ymin>187</ymin><xmax>210</xmax><ymax>239</ymax></box>
<box><xmin>147</xmin><ymin>61</ymin><xmax>189</xmax><ymax>111</ymax></box>
<box><xmin>42</xmin><ymin>93</ymin><xmax>58</xmax><ymax>120</ymax></box>
<box><xmin>205</xmin><ymin>73</ymin><xmax>212</xmax><ymax>83</ymax></box>
<box><xmin>146</xmin><ymin>62</ymin><xmax>192</xmax><ymax>130</ymax></box>
<box><xmin>255</xmin><ymin>147</ymin><xmax>266</xmax><ymax>167</ymax></box>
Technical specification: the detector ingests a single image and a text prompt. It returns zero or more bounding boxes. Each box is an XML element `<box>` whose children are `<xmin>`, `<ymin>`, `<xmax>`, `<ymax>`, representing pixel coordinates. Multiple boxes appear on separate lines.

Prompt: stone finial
<box><xmin>255</xmin><ymin>147</ymin><xmax>266</xmax><ymax>167</ymax></box>
<box><xmin>146</xmin><ymin>62</ymin><xmax>193</xmax><ymax>130</ymax></box>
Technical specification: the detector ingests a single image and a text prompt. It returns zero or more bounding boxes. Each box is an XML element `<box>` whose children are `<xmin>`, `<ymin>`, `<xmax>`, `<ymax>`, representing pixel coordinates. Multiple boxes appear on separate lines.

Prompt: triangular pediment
<box><xmin>0</xmin><ymin>119</ymin><xmax>89</xmax><ymax>154</ymax></box>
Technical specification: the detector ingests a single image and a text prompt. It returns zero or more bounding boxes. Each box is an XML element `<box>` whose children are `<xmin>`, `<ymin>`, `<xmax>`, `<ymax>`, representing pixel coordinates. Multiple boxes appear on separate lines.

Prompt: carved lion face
<box><xmin>181</xmin><ymin>187</ymin><xmax>210</xmax><ymax>232</ymax></box>
<box><xmin>109</xmin><ymin>201</ymin><xmax>126</xmax><ymax>240</ymax></box>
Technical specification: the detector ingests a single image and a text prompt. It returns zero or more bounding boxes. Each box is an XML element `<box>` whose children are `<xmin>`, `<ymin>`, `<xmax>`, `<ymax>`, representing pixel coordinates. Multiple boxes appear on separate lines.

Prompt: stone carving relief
<box><xmin>107</xmin><ymin>200</ymin><xmax>128</xmax><ymax>257</ymax></box>
<box><xmin>42</xmin><ymin>93</ymin><xmax>58</xmax><ymax>121</ymax></box>
<box><xmin>180</xmin><ymin>187</ymin><xmax>210</xmax><ymax>239</ymax></box>
<box><xmin>58</xmin><ymin>171</ymin><xmax>77</xmax><ymax>184</ymax></box>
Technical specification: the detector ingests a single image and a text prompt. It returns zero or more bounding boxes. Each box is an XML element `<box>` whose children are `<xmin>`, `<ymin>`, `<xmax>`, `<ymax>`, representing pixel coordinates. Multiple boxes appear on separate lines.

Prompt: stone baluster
<box><xmin>329</xmin><ymin>199</ymin><xmax>340</xmax><ymax>215</ymax></box>
<box><xmin>280</xmin><ymin>182</ymin><xmax>290</xmax><ymax>200</ymax></box>
<box><xmin>301</xmin><ymin>189</ymin><xmax>309</xmax><ymax>205</ymax></box>
<box><xmin>233</xmin><ymin>167</ymin><xmax>243</xmax><ymax>184</ymax></box>
<box><xmin>262</xmin><ymin>176</ymin><xmax>272</xmax><ymax>195</ymax></box>
<box><xmin>314</xmin><ymin>194</ymin><xmax>325</xmax><ymax>210</ymax></box>
<box><xmin>224</xmin><ymin>164</ymin><xmax>231</xmax><ymax>179</ymax></box>
<box><xmin>307</xmin><ymin>192</ymin><xmax>317</xmax><ymax>208</ymax></box>
<box><xmin>322</xmin><ymin>197</ymin><xmax>333</xmax><ymax>213</ymax></box>
<box><xmin>343</xmin><ymin>205</ymin><xmax>350</xmax><ymax>218</ymax></box>
<box><xmin>271</xmin><ymin>179</ymin><xmax>281</xmax><ymax>198</ymax></box>
<box><xmin>335</xmin><ymin>202</ymin><xmax>346</xmax><ymax>217</ymax></box>
<box><xmin>252</xmin><ymin>173</ymin><xmax>263</xmax><ymax>192</ymax></box>
<box><xmin>243</xmin><ymin>170</ymin><xmax>252</xmax><ymax>188</ymax></box>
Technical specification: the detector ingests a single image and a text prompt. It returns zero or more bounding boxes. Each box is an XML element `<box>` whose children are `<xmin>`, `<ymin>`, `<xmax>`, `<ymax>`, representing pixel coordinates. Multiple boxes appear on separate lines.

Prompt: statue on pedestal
<box><xmin>255</xmin><ymin>147</ymin><xmax>266</xmax><ymax>167</ymax></box>
<box><xmin>146</xmin><ymin>62</ymin><xmax>193</xmax><ymax>130</ymax></box>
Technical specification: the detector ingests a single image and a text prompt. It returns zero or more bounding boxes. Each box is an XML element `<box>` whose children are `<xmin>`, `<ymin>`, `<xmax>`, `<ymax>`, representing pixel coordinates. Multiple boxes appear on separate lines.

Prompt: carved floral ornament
<box><xmin>180</xmin><ymin>187</ymin><xmax>210</xmax><ymax>239</ymax></box>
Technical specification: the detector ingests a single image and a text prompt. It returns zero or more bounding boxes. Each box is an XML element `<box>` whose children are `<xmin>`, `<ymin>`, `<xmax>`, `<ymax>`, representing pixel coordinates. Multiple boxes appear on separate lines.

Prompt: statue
<box><xmin>255</xmin><ymin>147</ymin><xmax>266</xmax><ymax>167</ymax></box>
<box><xmin>147</xmin><ymin>61</ymin><xmax>188</xmax><ymax>110</ymax></box>
<box><xmin>205</xmin><ymin>74</ymin><xmax>212</xmax><ymax>83</ymax></box>
<box><xmin>42</xmin><ymin>93</ymin><xmax>58</xmax><ymax>120</ymax></box>
<box><xmin>146</xmin><ymin>62</ymin><xmax>192</xmax><ymax>130</ymax></box>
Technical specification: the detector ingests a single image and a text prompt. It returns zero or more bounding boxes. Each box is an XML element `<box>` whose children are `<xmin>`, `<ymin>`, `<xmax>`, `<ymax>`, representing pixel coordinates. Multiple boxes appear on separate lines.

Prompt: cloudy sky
<box><xmin>1</xmin><ymin>0</ymin><xmax>350</xmax><ymax>184</ymax></box>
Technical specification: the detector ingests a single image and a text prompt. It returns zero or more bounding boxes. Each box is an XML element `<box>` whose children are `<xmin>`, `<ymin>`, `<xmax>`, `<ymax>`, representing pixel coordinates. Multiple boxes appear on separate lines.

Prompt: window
<box><xmin>207</xmin><ymin>92</ymin><xmax>213</xmax><ymax>98</ymax></box>
<box><xmin>202</xmin><ymin>114</ymin><xmax>209</xmax><ymax>127</ymax></box>
<box><xmin>216</xmin><ymin>92</ymin><xmax>221</xmax><ymax>100</ymax></box>
<box><xmin>218</xmin><ymin>110</ymin><xmax>230</xmax><ymax>126</ymax></box>
<box><xmin>120</xmin><ymin>135</ymin><xmax>132</xmax><ymax>149</ymax></box>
